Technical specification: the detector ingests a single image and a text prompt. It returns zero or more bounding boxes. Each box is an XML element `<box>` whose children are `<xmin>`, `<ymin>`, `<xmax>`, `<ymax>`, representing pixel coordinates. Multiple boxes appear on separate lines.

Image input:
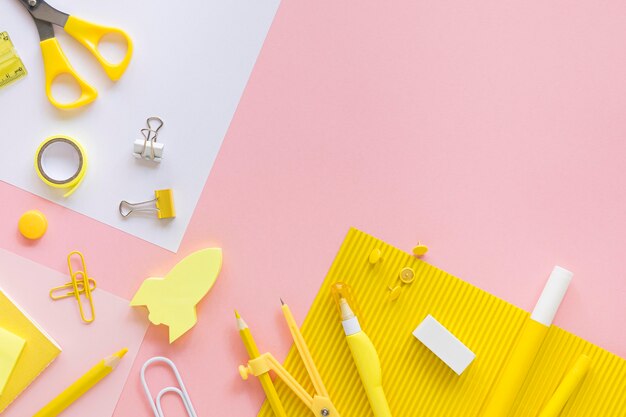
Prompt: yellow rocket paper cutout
<box><xmin>130</xmin><ymin>248</ymin><xmax>222</xmax><ymax>343</ymax></box>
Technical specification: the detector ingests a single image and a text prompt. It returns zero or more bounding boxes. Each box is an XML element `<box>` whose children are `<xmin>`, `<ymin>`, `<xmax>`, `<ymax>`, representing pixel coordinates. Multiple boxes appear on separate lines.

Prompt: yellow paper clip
<box><xmin>238</xmin><ymin>301</ymin><xmax>340</xmax><ymax>417</ymax></box>
<box><xmin>50</xmin><ymin>251</ymin><xmax>96</xmax><ymax>324</ymax></box>
<box><xmin>119</xmin><ymin>189</ymin><xmax>176</xmax><ymax>219</ymax></box>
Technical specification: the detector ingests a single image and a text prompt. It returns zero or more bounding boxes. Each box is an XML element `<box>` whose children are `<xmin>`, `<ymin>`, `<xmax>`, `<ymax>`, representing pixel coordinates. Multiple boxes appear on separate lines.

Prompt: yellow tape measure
<box><xmin>35</xmin><ymin>136</ymin><xmax>87</xmax><ymax>197</ymax></box>
<box><xmin>0</xmin><ymin>31</ymin><xmax>27</xmax><ymax>89</ymax></box>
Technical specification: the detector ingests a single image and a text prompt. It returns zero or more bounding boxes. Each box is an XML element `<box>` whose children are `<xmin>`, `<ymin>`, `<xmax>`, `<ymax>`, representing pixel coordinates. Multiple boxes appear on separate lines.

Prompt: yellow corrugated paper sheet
<box><xmin>0</xmin><ymin>290</ymin><xmax>61</xmax><ymax>412</ymax></box>
<box><xmin>258</xmin><ymin>228</ymin><xmax>626</xmax><ymax>417</ymax></box>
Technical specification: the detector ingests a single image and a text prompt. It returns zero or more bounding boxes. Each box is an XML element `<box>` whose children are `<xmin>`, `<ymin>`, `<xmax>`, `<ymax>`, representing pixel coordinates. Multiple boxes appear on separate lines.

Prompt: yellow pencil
<box><xmin>34</xmin><ymin>348</ymin><xmax>128</xmax><ymax>417</ymax></box>
<box><xmin>235</xmin><ymin>310</ymin><xmax>287</xmax><ymax>417</ymax></box>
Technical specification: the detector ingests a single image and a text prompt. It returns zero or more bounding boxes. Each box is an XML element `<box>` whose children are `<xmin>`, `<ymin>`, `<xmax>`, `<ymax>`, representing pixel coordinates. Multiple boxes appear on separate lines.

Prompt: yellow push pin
<box><xmin>368</xmin><ymin>248</ymin><xmax>382</xmax><ymax>264</ymax></box>
<box><xmin>388</xmin><ymin>286</ymin><xmax>402</xmax><ymax>301</ymax></box>
<box><xmin>399</xmin><ymin>267</ymin><xmax>416</xmax><ymax>284</ymax></box>
<box><xmin>412</xmin><ymin>242</ymin><xmax>429</xmax><ymax>257</ymax></box>
<box><xmin>18</xmin><ymin>210</ymin><xmax>48</xmax><ymax>240</ymax></box>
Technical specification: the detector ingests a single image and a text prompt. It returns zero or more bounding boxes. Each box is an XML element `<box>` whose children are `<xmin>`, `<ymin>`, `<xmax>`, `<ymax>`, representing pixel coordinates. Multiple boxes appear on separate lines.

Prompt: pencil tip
<box><xmin>234</xmin><ymin>310</ymin><xmax>241</xmax><ymax>319</ymax></box>
<box><xmin>280</xmin><ymin>298</ymin><xmax>284</xmax><ymax>305</ymax></box>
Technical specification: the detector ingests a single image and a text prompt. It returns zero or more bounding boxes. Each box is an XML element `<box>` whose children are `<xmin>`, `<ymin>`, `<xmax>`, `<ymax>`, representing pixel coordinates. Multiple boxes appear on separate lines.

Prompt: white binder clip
<box><xmin>134</xmin><ymin>117</ymin><xmax>165</xmax><ymax>162</ymax></box>
<box><xmin>141</xmin><ymin>356</ymin><xmax>198</xmax><ymax>417</ymax></box>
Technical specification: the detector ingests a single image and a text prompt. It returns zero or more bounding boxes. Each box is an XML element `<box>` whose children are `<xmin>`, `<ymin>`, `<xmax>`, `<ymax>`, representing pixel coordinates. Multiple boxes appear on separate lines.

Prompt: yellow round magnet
<box><xmin>34</xmin><ymin>135</ymin><xmax>87</xmax><ymax>197</ymax></box>
<box><xmin>18</xmin><ymin>210</ymin><xmax>48</xmax><ymax>240</ymax></box>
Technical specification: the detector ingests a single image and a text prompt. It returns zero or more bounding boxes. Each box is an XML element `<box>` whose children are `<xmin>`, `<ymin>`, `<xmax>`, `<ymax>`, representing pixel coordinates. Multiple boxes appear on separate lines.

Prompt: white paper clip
<box><xmin>134</xmin><ymin>117</ymin><xmax>165</xmax><ymax>162</ymax></box>
<box><xmin>141</xmin><ymin>357</ymin><xmax>198</xmax><ymax>417</ymax></box>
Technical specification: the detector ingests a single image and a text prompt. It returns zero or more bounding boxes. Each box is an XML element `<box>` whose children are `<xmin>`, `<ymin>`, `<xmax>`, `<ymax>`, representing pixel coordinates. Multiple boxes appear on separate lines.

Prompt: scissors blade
<box><xmin>17</xmin><ymin>0</ymin><xmax>69</xmax><ymax>28</ymax></box>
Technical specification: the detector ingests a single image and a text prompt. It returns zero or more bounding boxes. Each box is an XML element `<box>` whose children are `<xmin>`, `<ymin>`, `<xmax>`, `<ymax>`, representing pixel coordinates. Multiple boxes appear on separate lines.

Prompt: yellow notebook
<box><xmin>258</xmin><ymin>228</ymin><xmax>626</xmax><ymax>417</ymax></box>
<box><xmin>0</xmin><ymin>289</ymin><xmax>61</xmax><ymax>412</ymax></box>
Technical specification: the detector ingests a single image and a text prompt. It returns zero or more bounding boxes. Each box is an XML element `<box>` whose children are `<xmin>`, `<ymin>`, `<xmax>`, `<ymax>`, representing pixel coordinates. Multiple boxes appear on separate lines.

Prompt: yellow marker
<box><xmin>480</xmin><ymin>267</ymin><xmax>573</xmax><ymax>417</ymax></box>
<box><xmin>332</xmin><ymin>283</ymin><xmax>392</xmax><ymax>417</ymax></box>
<box><xmin>33</xmin><ymin>348</ymin><xmax>127</xmax><ymax>417</ymax></box>
<box><xmin>18</xmin><ymin>210</ymin><xmax>48</xmax><ymax>240</ymax></box>
<box><xmin>35</xmin><ymin>136</ymin><xmax>87</xmax><ymax>198</ymax></box>
<box><xmin>131</xmin><ymin>248</ymin><xmax>222</xmax><ymax>343</ymax></box>
<box><xmin>0</xmin><ymin>31</ymin><xmax>27</xmax><ymax>89</ymax></box>
<box><xmin>538</xmin><ymin>355</ymin><xmax>591</xmax><ymax>417</ymax></box>
<box><xmin>236</xmin><ymin>310</ymin><xmax>287</xmax><ymax>417</ymax></box>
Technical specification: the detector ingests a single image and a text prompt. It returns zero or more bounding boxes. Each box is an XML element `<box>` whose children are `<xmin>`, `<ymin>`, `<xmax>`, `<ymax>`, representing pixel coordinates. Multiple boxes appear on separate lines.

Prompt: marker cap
<box><xmin>531</xmin><ymin>266</ymin><xmax>573</xmax><ymax>326</ymax></box>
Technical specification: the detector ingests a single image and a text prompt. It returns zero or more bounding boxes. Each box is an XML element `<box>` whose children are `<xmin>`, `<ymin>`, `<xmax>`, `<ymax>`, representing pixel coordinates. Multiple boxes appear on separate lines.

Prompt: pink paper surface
<box><xmin>0</xmin><ymin>0</ymin><xmax>625</xmax><ymax>416</ymax></box>
<box><xmin>0</xmin><ymin>249</ymin><xmax>148</xmax><ymax>417</ymax></box>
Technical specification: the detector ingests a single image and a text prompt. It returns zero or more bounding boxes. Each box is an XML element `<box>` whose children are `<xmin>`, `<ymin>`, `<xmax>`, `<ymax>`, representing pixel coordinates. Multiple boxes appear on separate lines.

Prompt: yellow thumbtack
<box><xmin>368</xmin><ymin>248</ymin><xmax>382</xmax><ymax>264</ymax></box>
<box><xmin>388</xmin><ymin>286</ymin><xmax>402</xmax><ymax>301</ymax></box>
<box><xmin>18</xmin><ymin>210</ymin><xmax>48</xmax><ymax>240</ymax></box>
<box><xmin>412</xmin><ymin>243</ymin><xmax>428</xmax><ymax>257</ymax></box>
<box><xmin>399</xmin><ymin>267</ymin><xmax>415</xmax><ymax>284</ymax></box>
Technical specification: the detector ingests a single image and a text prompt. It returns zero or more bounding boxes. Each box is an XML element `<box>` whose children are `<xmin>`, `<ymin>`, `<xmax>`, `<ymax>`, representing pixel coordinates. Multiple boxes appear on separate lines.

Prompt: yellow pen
<box><xmin>235</xmin><ymin>310</ymin><xmax>287</xmax><ymax>417</ymax></box>
<box><xmin>538</xmin><ymin>355</ymin><xmax>590</xmax><ymax>417</ymax></box>
<box><xmin>34</xmin><ymin>348</ymin><xmax>127</xmax><ymax>417</ymax></box>
<box><xmin>332</xmin><ymin>283</ymin><xmax>392</xmax><ymax>417</ymax></box>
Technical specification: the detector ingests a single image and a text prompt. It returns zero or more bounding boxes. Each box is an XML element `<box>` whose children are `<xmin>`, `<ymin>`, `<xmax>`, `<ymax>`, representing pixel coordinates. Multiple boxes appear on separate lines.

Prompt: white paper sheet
<box><xmin>0</xmin><ymin>0</ymin><xmax>281</xmax><ymax>251</ymax></box>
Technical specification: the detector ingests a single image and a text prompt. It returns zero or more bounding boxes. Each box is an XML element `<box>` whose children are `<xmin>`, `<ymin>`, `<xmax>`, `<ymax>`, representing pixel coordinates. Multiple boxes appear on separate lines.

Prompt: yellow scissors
<box><xmin>17</xmin><ymin>0</ymin><xmax>133</xmax><ymax>109</ymax></box>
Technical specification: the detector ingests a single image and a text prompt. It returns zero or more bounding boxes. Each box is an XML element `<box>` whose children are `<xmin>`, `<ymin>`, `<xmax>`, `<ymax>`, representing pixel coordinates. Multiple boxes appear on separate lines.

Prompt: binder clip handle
<box><xmin>146</xmin><ymin>116</ymin><xmax>164</xmax><ymax>133</ymax></box>
<box><xmin>119</xmin><ymin>198</ymin><xmax>157</xmax><ymax>217</ymax></box>
<box><xmin>119</xmin><ymin>189</ymin><xmax>175</xmax><ymax>219</ymax></box>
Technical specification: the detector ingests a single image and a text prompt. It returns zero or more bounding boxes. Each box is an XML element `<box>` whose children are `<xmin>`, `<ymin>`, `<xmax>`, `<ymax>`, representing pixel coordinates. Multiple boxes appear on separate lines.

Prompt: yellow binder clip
<box><xmin>50</xmin><ymin>251</ymin><xmax>96</xmax><ymax>324</ymax></box>
<box><xmin>119</xmin><ymin>189</ymin><xmax>176</xmax><ymax>219</ymax></box>
<box><xmin>238</xmin><ymin>301</ymin><xmax>340</xmax><ymax>417</ymax></box>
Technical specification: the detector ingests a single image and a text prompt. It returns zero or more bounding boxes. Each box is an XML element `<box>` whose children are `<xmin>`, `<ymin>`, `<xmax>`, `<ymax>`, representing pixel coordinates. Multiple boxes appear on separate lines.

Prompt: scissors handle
<box><xmin>64</xmin><ymin>16</ymin><xmax>133</xmax><ymax>81</ymax></box>
<box><xmin>40</xmin><ymin>38</ymin><xmax>98</xmax><ymax>109</ymax></box>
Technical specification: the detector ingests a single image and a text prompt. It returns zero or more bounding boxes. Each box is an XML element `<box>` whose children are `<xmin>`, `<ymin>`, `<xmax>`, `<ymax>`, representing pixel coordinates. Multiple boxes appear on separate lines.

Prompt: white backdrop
<box><xmin>0</xmin><ymin>0</ymin><xmax>281</xmax><ymax>251</ymax></box>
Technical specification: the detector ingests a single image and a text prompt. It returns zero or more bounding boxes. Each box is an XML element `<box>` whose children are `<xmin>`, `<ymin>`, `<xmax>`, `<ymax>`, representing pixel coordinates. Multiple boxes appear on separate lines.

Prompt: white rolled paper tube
<box><xmin>530</xmin><ymin>266</ymin><xmax>573</xmax><ymax>326</ymax></box>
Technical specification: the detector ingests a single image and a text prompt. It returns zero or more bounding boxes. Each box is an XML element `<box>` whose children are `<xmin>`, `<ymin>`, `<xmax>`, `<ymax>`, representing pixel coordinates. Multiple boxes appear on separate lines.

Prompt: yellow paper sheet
<box><xmin>0</xmin><ymin>290</ymin><xmax>61</xmax><ymax>412</ymax></box>
<box><xmin>0</xmin><ymin>327</ymin><xmax>25</xmax><ymax>395</ymax></box>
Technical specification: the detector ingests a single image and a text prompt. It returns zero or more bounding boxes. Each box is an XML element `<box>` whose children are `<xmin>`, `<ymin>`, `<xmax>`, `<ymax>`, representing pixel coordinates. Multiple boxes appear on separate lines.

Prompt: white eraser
<box><xmin>413</xmin><ymin>314</ymin><xmax>475</xmax><ymax>375</ymax></box>
<box><xmin>530</xmin><ymin>265</ymin><xmax>573</xmax><ymax>326</ymax></box>
<box><xmin>133</xmin><ymin>139</ymin><xmax>164</xmax><ymax>162</ymax></box>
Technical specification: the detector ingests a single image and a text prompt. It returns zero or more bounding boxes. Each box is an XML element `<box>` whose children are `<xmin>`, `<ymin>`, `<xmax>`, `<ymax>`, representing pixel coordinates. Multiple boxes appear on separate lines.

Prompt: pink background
<box><xmin>1</xmin><ymin>0</ymin><xmax>625</xmax><ymax>415</ymax></box>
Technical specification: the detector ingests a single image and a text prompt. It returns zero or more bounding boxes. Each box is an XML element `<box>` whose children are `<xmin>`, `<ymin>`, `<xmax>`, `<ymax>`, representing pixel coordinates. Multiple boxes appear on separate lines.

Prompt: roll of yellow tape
<box><xmin>34</xmin><ymin>136</ymin><xmax>87</xmax><ymax>197</ymax></box>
